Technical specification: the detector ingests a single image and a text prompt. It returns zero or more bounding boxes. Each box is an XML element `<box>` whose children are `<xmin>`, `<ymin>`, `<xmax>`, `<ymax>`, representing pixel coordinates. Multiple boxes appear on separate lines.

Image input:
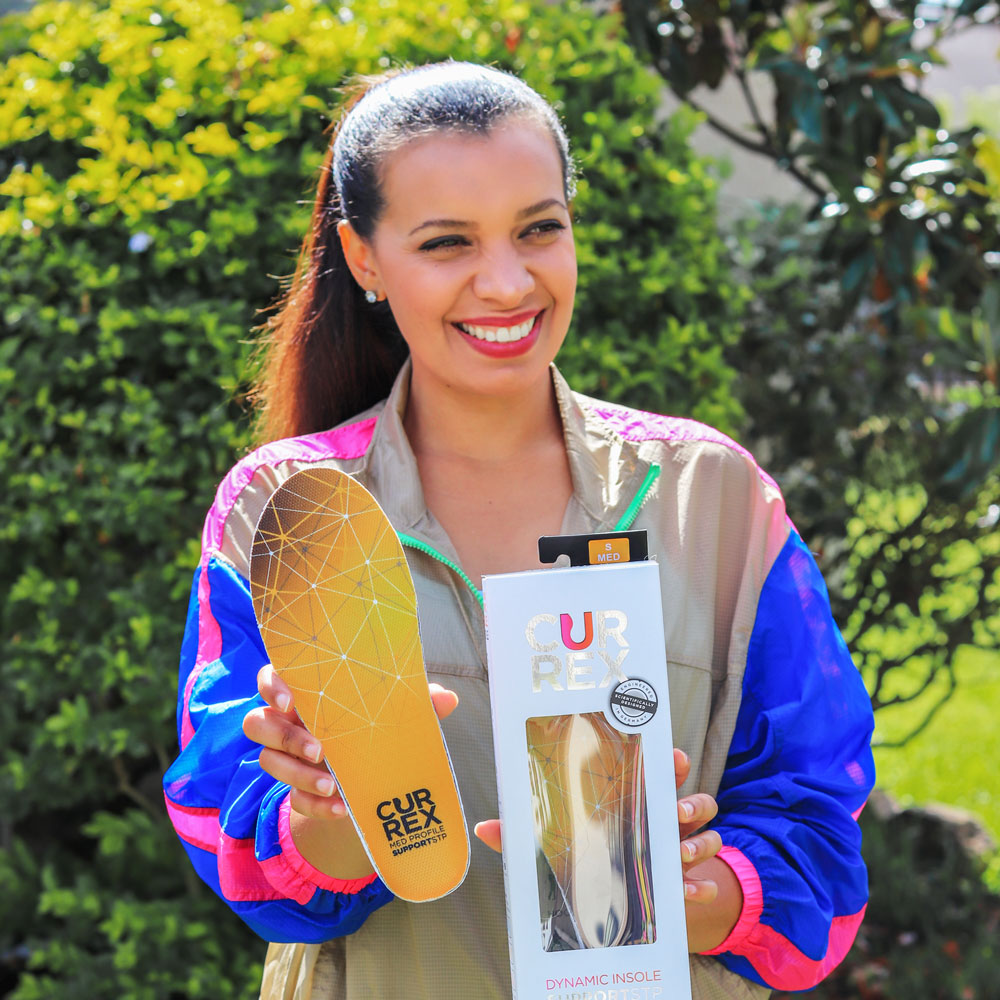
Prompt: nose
<box><xmin>471</xmin><ymin>242</ymin><xmax>535</xmax><ymax>306</ymax></box>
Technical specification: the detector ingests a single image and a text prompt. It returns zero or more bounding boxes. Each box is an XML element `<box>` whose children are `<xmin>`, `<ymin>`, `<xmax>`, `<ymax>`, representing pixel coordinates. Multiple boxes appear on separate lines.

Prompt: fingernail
<box><xmin>277</xmin><ymin>693</ymin><xmax>290</xmax><ymax>713</ymax></box>
<box><xmin>304</xmin><ymin>741</ymin><xmax>322</xmax><ymax>762</ymax></box>
<box><xmin>683</xmin><ymin>841</ymin><xmax>697</xmax><ymax>861</ymax></box>
<box><xmin>330</xmin><ymin>799</ymin><xmax>347</xmax><ymax>817</ymax></box>
<box><xmin>316</xmin><ymin>777</ymin><xmax>335</xmax><ymax>796</ymax></box>
<box><xmin>684</xmin><ymin>882</ymin><xmax>697</xmax><ymax>898</ymax></box>
<box><xmin>680</xmin><ymin>801</ymin><xmax>694</xmax><ymax>820</ymax></box>
<box><xmin>678</xmin><ymin>749</ymin><xmax>689</xmax><ymax>766</ymax></box>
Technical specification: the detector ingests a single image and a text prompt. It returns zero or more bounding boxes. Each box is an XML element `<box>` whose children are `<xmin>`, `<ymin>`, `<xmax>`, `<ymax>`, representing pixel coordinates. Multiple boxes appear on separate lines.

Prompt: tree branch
<box><xmin>874</xmin><ymin>663</ymin><xmax>957</xmax><ymax>749</ymax></box>
<box><xmin>734</xmin><ymin>66</ymin><xmax>773</xmax><ymax>150</ymax></box>
<box><xmin>872</xmin><ymin>647</ymin><xmax>944</xmax><ymax>711</ymax></box>
<box><xmin>111</xmin><ymin>756</ymin><xmax>160</xmax><ymax>819</ymax></box>
<box><xmin>664</xmin><ymin>77</ymin><xmax>771</xmax><ymax>156</ymax></box>
<box><xmin>658</xmin><ymin>62</ymin><xmax>829</xmax><ymax>199</ymax></box>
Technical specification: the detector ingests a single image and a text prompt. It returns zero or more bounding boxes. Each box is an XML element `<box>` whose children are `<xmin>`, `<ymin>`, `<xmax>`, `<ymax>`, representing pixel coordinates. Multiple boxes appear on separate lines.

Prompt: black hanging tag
<box><xmin>537</xmin><ymin>530</ymin><xmax>649</xmax><ymax>568</ymax></box>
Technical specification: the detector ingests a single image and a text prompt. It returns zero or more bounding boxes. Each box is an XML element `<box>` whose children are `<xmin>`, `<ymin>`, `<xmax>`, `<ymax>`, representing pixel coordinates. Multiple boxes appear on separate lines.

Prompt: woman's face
<box><xmin>342</xmin><ymin>118</ymin><xmax>577</xmax><ymax>404</ymax></box>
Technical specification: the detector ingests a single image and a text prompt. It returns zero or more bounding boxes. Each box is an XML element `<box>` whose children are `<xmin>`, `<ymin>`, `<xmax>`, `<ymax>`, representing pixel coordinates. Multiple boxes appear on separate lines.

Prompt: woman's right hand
<box><xmin>242</xmin><ymin>664</ymin><xmax>460</xmax><ymax>820</ymax></box>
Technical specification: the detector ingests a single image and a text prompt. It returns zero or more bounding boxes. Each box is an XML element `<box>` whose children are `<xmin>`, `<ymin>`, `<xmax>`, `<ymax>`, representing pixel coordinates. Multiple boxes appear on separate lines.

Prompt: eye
<box><xmin>418</xmin><ymin>235</ymin><xmax>470</xmax><ymax>252</ymax></box>
<box><xmin>521</xmin><ymin>219</ymin><xmax>566</xmax><ymax>239</ymax></box>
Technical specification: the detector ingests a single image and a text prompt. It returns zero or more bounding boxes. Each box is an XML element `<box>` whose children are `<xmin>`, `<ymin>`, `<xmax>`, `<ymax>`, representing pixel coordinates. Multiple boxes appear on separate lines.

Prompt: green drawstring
<box><xmin>399</xmin><ymin>463</ymin><xmax>661</xmax><ymax>604</ymax></box>
<box><xmin>613</xmin><ymin>464</ymin><xmax>661</xmax><ymax>531</ymax></box>
<box><xmin>398</xmin><ymin>532</ymin><xmax>484</xmax><ymax>607</ymax></box>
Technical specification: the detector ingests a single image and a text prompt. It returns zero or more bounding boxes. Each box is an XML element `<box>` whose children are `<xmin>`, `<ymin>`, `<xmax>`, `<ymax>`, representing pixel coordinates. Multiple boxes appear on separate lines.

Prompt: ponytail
<box><xmin>250</xmin><ymin>85</ymin><xmax>408</xmax><ymax>443</ymax></box>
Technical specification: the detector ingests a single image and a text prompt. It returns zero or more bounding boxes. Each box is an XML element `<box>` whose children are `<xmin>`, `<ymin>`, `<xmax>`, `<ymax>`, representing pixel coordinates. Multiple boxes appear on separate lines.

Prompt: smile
<box><xmin>455</xmin><ymin>314</ymin><xmax>539</xmax><ymax>343</ymax></box>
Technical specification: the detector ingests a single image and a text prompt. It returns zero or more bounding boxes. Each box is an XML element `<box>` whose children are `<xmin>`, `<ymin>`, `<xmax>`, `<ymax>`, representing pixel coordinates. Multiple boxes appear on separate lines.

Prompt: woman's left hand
<box><xmin>674</xmin><ymin>748</ymin><xmax>723</xmax><ymax>903</ymax></box>
<box><xmin>475</xmin><ymin>747</ymin><xmax>723</xmax><ymax>884</ymax></box>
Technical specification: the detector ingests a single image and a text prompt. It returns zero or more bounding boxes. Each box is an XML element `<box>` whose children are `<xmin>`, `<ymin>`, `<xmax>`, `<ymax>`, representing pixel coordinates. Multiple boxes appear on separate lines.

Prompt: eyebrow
<box><xmin>407</xmin><ymin>198</ymin><xmax>567</xmax><ymax>236</ymax></box>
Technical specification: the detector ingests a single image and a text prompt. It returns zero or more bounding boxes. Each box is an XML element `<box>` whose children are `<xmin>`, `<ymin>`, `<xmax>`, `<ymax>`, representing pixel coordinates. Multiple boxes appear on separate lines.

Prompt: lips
<box><xmin>455</xmin><ymin>315</ymin><xmax>536</xmax><ymax>343</ymax></box>
<box><xmin>452</xmin><ymin>310</ymin><xmax>544</xmax><ymax>358</ymax></box>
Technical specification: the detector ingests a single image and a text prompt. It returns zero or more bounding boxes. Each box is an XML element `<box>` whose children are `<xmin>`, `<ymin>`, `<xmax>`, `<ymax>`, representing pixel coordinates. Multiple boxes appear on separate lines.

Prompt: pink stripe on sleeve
<box><xmin>182</xmin><ymin>417</ymin><xmax>379</xmax><ymax>749</ymax></box>
<box><xmin>260</xmin><ymin>795</ymin><xmax>379</xmax><ymax>903</ymax></box>
<box><xmin>737</xmin><ymin>907</ymin><xmax>867</xmax><ymax>991</ymax></box>
<box><xmin>703</xmin><ymin>844</ymin><xmax>866</xmax><ymax>991</ymax></box>
<box><xmin>164</xmin><ymin>793</ymin><xmax>377</xmax><ymax>905</ymax></box>
<box><xmin>164</xmin><ymin>795</ymin><xmax>220</xmax><ymax>853</ymax></box>
<box><xmin>180</xmin><ymin>564</ymin><xmax>224</xmax><ymax>749</ymax></box>
<box><xmin>165</xmin><ymin>794</ymin><xmax>286</xmax><ymax>901</ymax></box>
<box><xmin>202</xmin><ymin>417</ymin><xmax>378</xmax><ymax>556</ymax></box>
<box><xmin>702</xmin><ymin>845</ymin><xmax>764</xmax><ymax>955</ymax></box>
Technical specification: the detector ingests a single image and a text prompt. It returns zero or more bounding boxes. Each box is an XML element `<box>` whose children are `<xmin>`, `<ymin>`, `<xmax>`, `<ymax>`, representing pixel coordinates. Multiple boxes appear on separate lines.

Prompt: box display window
<box><xmin>525</xmin><ymin>712</ymin><xmax>656</xmax><ymax>952</ymax></box>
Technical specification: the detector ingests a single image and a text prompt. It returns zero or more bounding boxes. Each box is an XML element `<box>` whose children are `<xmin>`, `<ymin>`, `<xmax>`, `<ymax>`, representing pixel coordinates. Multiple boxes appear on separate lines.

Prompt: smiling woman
<box><xmin>163</xmin><ymin>61</ymin><xmax>876</xmax><ymax>1000</ymax></box>
<box><xmin>337</xmin><ymin>123</ymin><xmax>577</xmax><ymax>406</ymax></box>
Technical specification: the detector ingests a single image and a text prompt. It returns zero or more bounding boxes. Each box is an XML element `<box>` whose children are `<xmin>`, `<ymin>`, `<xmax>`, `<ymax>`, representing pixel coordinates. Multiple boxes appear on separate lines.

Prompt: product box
<box><xmin>483</xmin><ymin>536</ymin><xmax>692</xmax><ymax>1000</ymax></box>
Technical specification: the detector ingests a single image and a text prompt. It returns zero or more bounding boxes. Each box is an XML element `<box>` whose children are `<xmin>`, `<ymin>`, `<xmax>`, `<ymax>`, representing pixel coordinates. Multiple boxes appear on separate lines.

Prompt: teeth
<box><xmin>457</xmin><ymin>316</ymin><xmax>537</xmax><ymax>342</ymax></box>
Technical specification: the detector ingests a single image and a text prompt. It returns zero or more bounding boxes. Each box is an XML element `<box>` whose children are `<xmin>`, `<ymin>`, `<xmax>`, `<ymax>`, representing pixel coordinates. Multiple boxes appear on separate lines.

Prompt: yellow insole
<box><xmin>249</xmin><ymin>466</ymin><xmax>469</xmax><ymax>902</ymax></box>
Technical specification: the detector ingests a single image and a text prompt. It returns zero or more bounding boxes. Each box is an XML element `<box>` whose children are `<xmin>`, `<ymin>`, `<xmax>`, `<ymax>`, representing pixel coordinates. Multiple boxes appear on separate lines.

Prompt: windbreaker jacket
<box><xmin>163</xmin><ymin>362</ymin><xmax>875</xmax><ymax>1000</ymax></box>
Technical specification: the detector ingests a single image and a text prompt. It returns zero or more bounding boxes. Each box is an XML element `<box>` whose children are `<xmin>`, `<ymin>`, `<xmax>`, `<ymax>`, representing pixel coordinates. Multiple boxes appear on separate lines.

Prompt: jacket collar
<box><xmin>358</xmin><ymin>359</ymin><xmax>654</xmax><ymax>545</ymax></box>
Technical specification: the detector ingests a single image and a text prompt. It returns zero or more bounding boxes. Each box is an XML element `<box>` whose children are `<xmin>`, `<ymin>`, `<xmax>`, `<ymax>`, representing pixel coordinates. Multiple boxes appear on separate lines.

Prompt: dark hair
<box><xmin>251</xmin><ymin>61</ymin><xmax>575</xmax><ymax>443</ymax></box>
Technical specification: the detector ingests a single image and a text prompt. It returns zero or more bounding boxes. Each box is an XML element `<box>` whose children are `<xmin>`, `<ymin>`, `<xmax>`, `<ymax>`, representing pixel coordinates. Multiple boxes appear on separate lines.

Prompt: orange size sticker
<box><xmin>588</xmin><ymin>537</ymin><xmax>630</xmax><ymax>565</ymax></box>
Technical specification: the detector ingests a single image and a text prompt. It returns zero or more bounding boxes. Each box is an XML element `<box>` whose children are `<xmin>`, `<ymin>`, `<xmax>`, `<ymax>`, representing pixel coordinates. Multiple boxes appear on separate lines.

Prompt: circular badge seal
<box><xmin>609</xmin><ymin>678</ymin><xmax>658</xmax><ymax>728</ymax></box>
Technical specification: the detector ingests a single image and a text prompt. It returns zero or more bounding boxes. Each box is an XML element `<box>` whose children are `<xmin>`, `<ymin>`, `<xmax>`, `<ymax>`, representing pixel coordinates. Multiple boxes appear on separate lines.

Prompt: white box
<box><xmin>483</xmin><ymin>559</ymin><xmax>692</xmax><ymax>1000</ymax></box>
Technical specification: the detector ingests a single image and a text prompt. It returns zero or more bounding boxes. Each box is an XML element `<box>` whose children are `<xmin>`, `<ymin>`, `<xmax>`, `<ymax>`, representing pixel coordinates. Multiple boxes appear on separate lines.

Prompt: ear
<box><xmin>337</xmin><ymin>220</ymin><xmax>382</xmax><ymax>298</ymax></box>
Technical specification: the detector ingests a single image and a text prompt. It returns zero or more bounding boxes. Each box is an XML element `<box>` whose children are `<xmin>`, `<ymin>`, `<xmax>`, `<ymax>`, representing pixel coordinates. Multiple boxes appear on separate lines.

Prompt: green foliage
<box><xmin>0</xmin><ymin>0</ymin><xmax>742</xmax><ymax>995</ymax></box>
<box><xmin>621</xmin><ymin>2</ymin><xmax>1000</xmax><ymax>753</ymax></box>
<box><xmin>725</xmin><ymin>201</ymin><xmax>1000</xmax><ymax>745</ymax></box>
<box><xmin>874</xmin><ymin>647</ymin><xmax>1000</xmax><ymax>858</ymax></box>
<box><xmin>622</xmin><ymin>0</ymin><xmax>1000</xmax><ymax>324</ymax></box>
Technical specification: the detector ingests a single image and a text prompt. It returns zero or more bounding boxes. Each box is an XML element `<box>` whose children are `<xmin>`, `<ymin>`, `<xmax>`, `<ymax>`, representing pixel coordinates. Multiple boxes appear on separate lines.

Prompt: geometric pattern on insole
<box><xmin>250</xmin><ymin>468</ymin><xmax>427</xmax><ymax>753</ymax></box>
<box><xmin>249</xmin><ymin>466</ymin><xmax>470</xmax><ymax>902</ymax></box>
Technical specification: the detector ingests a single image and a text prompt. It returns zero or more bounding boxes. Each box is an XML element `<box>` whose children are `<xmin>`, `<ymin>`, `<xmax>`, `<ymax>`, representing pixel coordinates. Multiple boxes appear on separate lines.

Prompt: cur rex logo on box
<box><xmin>524</xmin><ymin>610</ymin><xmax>629</xmax><ymax>692</ymax></box>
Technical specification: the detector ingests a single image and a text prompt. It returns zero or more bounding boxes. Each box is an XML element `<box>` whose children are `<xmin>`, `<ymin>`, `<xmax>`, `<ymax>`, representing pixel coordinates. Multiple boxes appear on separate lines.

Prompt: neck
<box><xmin>403</xmin><ymin>365</ymin><xmax>563</xmax><ymax>464</ymax></box>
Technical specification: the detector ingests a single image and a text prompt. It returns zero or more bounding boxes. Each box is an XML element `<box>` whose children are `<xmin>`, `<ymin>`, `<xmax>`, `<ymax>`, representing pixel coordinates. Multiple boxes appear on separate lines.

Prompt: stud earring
<box><xmin>365</xmin><ymin>290</ymin><xmax>378</xmax><ymax>304</ymax></box>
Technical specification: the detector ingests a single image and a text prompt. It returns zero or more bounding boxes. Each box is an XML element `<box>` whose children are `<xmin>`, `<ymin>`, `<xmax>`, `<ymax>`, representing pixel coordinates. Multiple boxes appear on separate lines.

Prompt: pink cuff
<box><xmin>259</xmin><ymin>795</ymin><xmax>379</xmax><ymax>903</ymax></box>
<box><xmin>699</xmin><ymin>844</ymin><xmax>764</xmax><ymax>955</ymax></box>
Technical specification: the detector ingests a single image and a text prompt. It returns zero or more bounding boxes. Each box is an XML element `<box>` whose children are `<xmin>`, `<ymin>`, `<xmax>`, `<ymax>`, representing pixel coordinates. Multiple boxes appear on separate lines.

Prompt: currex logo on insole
<box><xmin>377</xmin><ymin>788</ymin><xmax>447</xmax><ymax>854</ymax></box>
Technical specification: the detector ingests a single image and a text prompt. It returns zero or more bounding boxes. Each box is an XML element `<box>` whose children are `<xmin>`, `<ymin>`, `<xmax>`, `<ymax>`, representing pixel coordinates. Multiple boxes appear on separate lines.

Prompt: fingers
<box><xmin>257</xmin><ymin>741</ymin><xmax>339</xmax><ymax>792</ymax></box>
<box><xmin>681</xmin><ymin>828</ymin><xmax>722</xmax><ymax>868</ymax></box>
<box><xmin>257</xmin><ymin>663</ymin><xmax>295</xmax><ymax>714</ymax></box>
<box><xmin>429</xmin><ymin>682</ymin><xmax>459</xmax><ymax>721</ymax></box>
<box><xmin>673</xmin><ymin>747</ymin><xmax>691</xmax><ymax>791</ymax></box>
<box><xmin>677</xmin><ymin>792</ymin><xmax>719</xmax><ymax>838</ymax></box>
<box><xmin>243</xmin><ymin>702</ymin><xmax>323</xmax><ymax>764</ymax></box>
<box><xmin>474</xmin><ymin>819</ymin><xmax>502</xmax><ymax>853</ymax></box>
<box><xmin>678</xmin><ymin>793</ymin><xmax>722</xmax><ymax>904</ymax></box>
<box><xmin>245</xmin><ymin>664</ymin><xmax>334</xmax><ymax>812</ymax></box>
<box><xmin>683</xmin><ymin>870</ymin><xmax>720</xmax><ymax>904</ymax></box>
<box><xmin>287</xmin><ymin>786</ymin><xmax>350</xmax><ymax>821</ymax></box>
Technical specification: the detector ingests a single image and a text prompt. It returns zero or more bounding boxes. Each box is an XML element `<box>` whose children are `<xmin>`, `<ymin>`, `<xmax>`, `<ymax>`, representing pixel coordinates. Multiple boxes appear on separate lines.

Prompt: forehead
<box><xmin>376</xmin><ymin>121</ymin><xmax>565</xmax><ymax>224</ymax></box>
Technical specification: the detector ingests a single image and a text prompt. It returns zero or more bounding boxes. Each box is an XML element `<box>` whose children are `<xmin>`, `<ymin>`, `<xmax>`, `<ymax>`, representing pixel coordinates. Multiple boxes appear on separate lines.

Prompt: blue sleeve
<box><xmin>162</xmin><ymin>555</ymin><xmax>394</xmax><ymax>943</ymax></box>
<box><xmin>704</xmin><ymin>530</ymin><xmax>875</xmax><ymax>991</ymax></box>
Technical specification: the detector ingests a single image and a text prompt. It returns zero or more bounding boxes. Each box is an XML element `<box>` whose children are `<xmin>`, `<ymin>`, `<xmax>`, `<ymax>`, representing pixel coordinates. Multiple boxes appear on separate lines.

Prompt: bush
<box><xmin>725</xmin><ymin>202</ymin><xmax>1000</xmax><ymax>746</ymax></box>
<box><xmin>775</xmin><ymin>795</ymin><xmax>1000</xmax><ymax>1000</ymax></box>
<box><xmin>0</xmin><ymin>0</ymin><xmax>743</xmax><ymax>995</ymax></box>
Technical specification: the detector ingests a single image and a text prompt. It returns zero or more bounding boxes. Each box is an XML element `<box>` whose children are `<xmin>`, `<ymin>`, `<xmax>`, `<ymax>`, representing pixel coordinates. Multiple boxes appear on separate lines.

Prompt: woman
<box><xmin>163</xmin><ymin>62</ymin><xmax>875</xmax><ymax>1000</ymax></box>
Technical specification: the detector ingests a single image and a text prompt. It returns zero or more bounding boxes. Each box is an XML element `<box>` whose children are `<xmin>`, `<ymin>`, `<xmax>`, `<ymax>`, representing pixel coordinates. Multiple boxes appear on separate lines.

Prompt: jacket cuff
<box><xmin>699</xmin><ymin>845</ymin><xmax>764</xmax><ymax>956</ymax></box>
<box><xmin>260</xmin><ymin>794</ymin><xmax>380</xmax><ymax>902</ymax></box>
